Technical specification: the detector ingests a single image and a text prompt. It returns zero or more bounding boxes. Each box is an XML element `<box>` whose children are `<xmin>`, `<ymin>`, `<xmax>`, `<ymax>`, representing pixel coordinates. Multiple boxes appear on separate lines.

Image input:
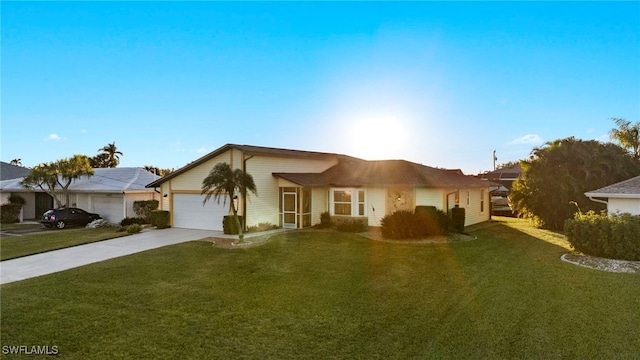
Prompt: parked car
<box><xmin>41</xmin><ymin>208</ymin><xmax>102</xmax><ymax>229</ymax></box>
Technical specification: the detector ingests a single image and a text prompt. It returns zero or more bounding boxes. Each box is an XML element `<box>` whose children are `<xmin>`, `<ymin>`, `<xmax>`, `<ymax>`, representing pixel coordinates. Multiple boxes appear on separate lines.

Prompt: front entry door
<box><xmin>283</xmin><ymin>191</ymin><xmax>297</xmax><ymax>229</ymax></box>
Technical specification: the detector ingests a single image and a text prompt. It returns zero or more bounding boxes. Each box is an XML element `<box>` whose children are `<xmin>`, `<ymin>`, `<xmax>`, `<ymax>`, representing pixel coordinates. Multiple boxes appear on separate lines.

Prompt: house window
<box><xmin>333</xmin><ymin>190</ymin><xmax>352</xmax><ymax>215</ymax></box>
<box><xmin>331</xmin><ymin>188</ymin><xmax>366</xmax><ymax>216</ymax></box>
<box><xmin>480</xmin><ymin>190</ymin><xmax>485</xmax><ymax>212</ymax></box>
<box><xmin>466</xmin><ymin>190</ymin><xmax>470</xmax><ymax>206</ymax></box>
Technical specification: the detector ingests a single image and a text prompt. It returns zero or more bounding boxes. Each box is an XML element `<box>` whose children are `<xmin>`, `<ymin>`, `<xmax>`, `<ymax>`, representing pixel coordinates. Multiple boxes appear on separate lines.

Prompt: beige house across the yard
<box><xmin>146</xmin><ymin>144</ymin><xmax>492</xmax><ymax>231</ymax></box>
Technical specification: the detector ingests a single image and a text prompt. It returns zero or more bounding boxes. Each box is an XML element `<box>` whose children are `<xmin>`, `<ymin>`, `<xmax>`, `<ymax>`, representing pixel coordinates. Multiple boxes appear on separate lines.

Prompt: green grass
<box><xmin>0</xmin><ymin>228</ymin><xmax>129</xmax><ymax>261</ymax></box>
<box><xmin>1</xmin><ymin>218</ymin><xmax>638</xmax><ymax>359</ymax></box>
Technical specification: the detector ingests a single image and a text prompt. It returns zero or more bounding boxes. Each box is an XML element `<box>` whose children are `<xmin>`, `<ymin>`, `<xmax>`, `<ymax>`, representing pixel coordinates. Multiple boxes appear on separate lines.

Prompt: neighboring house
<box><xmin>479</xmin><ymin>163</ymin><xmax>522</xmax><ymax>216</ymax></box>
<box><xmin>145</xmin><ymin>144</ymin><xmax>492</xmax><ymax>231</ymax></box>
<box><xmin>0</xmin><ymin>167</ymin><xmax>160</xmax><ymax>223</ymax></box>
<box><xmin>585</xmin><ymin>175</ymin><xmax>640</xmax><ymax>215</ymax></box>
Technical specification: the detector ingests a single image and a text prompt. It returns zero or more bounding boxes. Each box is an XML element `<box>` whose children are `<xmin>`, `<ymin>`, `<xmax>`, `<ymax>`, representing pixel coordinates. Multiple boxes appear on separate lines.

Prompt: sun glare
<box><xmin>350</xmin><ymin>117</ymin><xmax>408</xmax><ymax>160</ymax></box>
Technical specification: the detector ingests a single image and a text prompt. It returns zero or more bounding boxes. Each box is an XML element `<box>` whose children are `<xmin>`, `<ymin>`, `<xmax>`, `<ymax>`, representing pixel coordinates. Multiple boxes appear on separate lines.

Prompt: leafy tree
<box><xmin>609</xmin><ymin>118</ymin><xmax>640</xmax><ymax>160</ymax></box>
<box><xmin>90</xmin><ymin>153</ymin><xmax>111</xmax><ymax>168</ymax></box>
<box><xmin>509</xmin><ymin>137</ymin><xmax>640</xmax><ymax>230</ymax></box>
<box><xmin>22</xmin><ymin>155</ymin><xmax>94</xmax><ymax>208</ymax></box>
<box><xmin>201</xmin><ymin>162</ymin><xmax>257</xmax><ymax>243</ymax></box>
<box><xmin>96</xmin><ymin>142</ymin><xmax>123</xmax><ymax>168</ymax></box>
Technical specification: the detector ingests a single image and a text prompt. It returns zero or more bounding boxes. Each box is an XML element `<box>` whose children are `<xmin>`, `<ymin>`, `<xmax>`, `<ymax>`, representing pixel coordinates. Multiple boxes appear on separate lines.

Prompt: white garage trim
<box><xmin>173</xmin><ymin>194</ymin><xmax>229</xmax><ymax>230</ymax></box>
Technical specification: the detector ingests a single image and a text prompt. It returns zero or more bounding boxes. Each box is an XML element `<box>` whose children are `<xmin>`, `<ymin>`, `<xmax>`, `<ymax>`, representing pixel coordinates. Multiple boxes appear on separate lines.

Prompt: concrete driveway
<box><xmin>0</xmin><ymin>228</ymin><xmax>214</xmax><ymax>285</ymax></box>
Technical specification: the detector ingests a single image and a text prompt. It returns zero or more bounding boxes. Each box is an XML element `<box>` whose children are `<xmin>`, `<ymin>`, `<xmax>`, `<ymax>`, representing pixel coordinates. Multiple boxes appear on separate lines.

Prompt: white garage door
<box><xmin>92</xmin><ymin>196</ymin><xmax>124</xmax><ymax>223</ymax></box>
<box><xmin>173</xmin><ymin>194</ymin><xmax>229</xmax><ymax>230</ymax></box>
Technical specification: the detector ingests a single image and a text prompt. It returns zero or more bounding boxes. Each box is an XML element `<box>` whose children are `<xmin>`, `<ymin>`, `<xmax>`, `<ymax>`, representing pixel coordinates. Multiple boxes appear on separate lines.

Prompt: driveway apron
<box><xmin>0</xmin><ymin>228</ymin><xmax>213</xmax><ymax>285</ymax></box>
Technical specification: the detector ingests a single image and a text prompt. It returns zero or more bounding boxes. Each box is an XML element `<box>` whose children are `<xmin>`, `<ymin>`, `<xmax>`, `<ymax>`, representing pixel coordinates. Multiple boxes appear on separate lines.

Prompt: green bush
<box><xmin>336</xmin><ymin>218</ymin><xmax>368</xmax><ymax>233</ymax></box>
<box><xmin>223</xmin><ymin>215</ymin><xmax>243</xmax><ymax>235</ymax></box>
<box><xmin>126</xmin><ymin>223</ymin><xmax>143</xmax><ymax>234</ymax></box>
<box><xmin>120</xmin><ymin>217</ymin><xmax>147</xmax><ymax>226</ymax></box>
<box><xmin>382</xmin><ymin>208</ymin><xmax>454</xmax><ymax>239</ymax></box>
<box><xmin>150</xmin><ymin>210</ymin><xmax>170</xmax><ymax>229</ymax></box>
<box><xmin>564</xmin><ymin>211</ymin><xmax>640</xmax><ymax>261</ymax></box>
<box><xmin>247</xmin><ymin>222</ymin><xmax>278</xmax><ymax>233</ymax></box>
<box><xmin>8</xmin><ymin>193</ymin><xmax>26</xmax><ymax>206</ymax></box>
<box><xmin>1</xmin><ymin>203</ymin><xmax>22</xmax><ymax>224</ymax></box>
<box><xmin>318</xmin><ymin>211</ymin><xmax>331</xmax><ymax>228</ymax></box>
<box><xmin>133</xmin><ymin>200</ymin><xmax>159</xmax><ymax>222</ymax></box>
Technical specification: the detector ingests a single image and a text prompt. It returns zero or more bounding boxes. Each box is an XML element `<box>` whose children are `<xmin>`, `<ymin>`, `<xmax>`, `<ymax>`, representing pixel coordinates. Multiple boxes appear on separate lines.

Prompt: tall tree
<box><xmin>57</xmin><ymin>155</ymin><xmax>94</xmax><ymax>207</ymax></box>
<box><xmin>97</xmin><ymin>142</ymin><xmax>123</xmax><ymax>168</ymax></box>
<box><xmin>609</xmin><ymin>117</ymin><xmax>640</xmax><ymax>160</ymax></box>
<box><xmin>21</xmin><ymin>155</ymin><xmax>94</xmax><ymax>208</ymax></box>
<box><xmin>22</xmin><ymin>162</ymin><xmax>64</xmax><ymax>207</ymax></box>
<box><xmin>201</xmin><ymin>162</ymin><xmax>257</xmax><ymax>243</ymax></box>
<box><xmin>509</xmin><ymin>137</ymin><xmax>640</xmax><ymax>230</ymax></box>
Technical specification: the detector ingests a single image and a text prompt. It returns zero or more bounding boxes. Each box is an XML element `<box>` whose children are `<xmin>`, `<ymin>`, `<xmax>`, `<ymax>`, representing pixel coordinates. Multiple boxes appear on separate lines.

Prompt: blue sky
<box><xmin>2</xmin><ymin>1</ymin><xmax>639</xmax><ymax>174</ymax></box>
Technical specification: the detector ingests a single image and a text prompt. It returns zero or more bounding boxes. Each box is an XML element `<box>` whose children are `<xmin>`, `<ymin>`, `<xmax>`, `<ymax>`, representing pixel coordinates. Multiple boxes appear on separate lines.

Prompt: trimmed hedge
<box><xmin>336</xmin><ymin>218</ymin><xmax>368</xmax><ymax>233</ymax></box>
<box><xmin>120</xmin><ymin>217</ymin><xmax>147</xmax><ymax>226</ymax></box>
<box><xmin>1</xmin><ymin>203</ymin><xmax>22</xmax><ymax>224</ymax></box>
<box><xmin>133</xmin><ymin>200</ymin><xmax>159</xmax><ymax>222</ymax></box>
<box><xmin>151</xmin><ymin>210</ymin><xmax>170</xmax><ymax>229</ymax></box>
<box><xmin>381</xmin><ymin>208</ymin><xmax>453</xmax><ymax>239</ymax></box>
<box><xmin>564</xmin><ymin>211</ymin><xmax>640</xmax><ymax>261</ymax></box>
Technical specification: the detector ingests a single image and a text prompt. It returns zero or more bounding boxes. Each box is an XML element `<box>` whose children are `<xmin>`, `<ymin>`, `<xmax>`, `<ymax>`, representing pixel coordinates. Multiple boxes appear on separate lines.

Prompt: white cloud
<box><xmin>507</xmin><ymin>134</ymin><xmax>543</xmax><ymax>146</ymax></box>
<box><xmin>45</xmin><ymin>133</ymin><xmax>66</xmax><ymax>141</ymax></box>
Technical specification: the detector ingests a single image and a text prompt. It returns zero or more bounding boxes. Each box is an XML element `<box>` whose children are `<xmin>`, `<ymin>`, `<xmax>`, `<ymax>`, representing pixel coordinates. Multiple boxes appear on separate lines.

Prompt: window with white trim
<box><xmin>331</xmin><ymin>188</ymin><xmax>367</xmax><ymax>216</ymax></box>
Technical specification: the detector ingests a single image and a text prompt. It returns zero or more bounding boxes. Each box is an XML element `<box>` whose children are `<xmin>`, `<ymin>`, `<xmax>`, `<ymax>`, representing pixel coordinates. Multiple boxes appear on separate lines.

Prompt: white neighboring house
<box><xmin>0</xmin><ymin>167</ymin><xmax>160</xmax><ymax>223</ymax></box>
<box><xmin>585</xmin><ymin>175</ymin><xmax>640</xmax><ymax>215</ymax></box>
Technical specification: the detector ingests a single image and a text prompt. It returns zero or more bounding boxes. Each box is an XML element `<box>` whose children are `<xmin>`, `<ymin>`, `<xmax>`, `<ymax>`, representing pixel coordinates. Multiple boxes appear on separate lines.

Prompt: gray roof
<box><xmin>0</xmin><ymin>167</ymin><xmax>159</xmax><ymax>193</ymax></box>
<box><xmin>585</xmin><ymin>175</ymin><xmax>640</xmax><ymax>199</ymax></box>
<box><xmin>1</xmin><ymin>161</ymin><xmax>31</xmax><ymax>181</ymax></box>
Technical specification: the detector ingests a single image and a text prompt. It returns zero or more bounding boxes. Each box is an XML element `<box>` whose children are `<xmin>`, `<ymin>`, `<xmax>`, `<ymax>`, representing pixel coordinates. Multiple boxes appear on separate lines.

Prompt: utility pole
<box><xmin>493</xmin><ymin>150</ymin><xmax>497</xmax><ymax>170</ymax></box>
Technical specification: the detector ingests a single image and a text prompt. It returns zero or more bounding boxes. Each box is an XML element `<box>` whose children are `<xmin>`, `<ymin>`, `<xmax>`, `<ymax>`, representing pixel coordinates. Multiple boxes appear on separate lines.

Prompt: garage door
<box><xmin>92</xmin><ymin>196</ymin><xmax>124</xmax><ymax>223</ymax></box>
<box><xmin>173</xmin><ymin>194</ymin><xmax>229</xmax><ymax>230</ymax></box>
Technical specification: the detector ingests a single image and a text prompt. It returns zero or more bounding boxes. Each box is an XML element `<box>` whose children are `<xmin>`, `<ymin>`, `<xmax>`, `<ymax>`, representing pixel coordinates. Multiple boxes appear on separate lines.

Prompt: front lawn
<box><xmin>0</xmin><ymin>228</ymin><xmax>129</xmax><ymax>261</ymax></box>
<box><xmin>1</xmin><ymin>218</ymin><xmax>638</xmax><ymax>359</ymax></box>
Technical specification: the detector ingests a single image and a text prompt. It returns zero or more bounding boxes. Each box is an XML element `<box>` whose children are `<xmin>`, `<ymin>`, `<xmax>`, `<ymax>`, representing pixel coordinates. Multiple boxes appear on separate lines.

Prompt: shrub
<box><xmin>381</xmin><ymin>210</ymin><xmax>421</xmax><ymax>239</ymax></box>
<box><xmin>151</xmin><ymin>210</ymin><xmax>170</xmax><ymax>229</ymax></box>
<box><xmin>318</xmin><ymin>211</ymin><xmax>331</xmax><ymax>228</ymax></box>
<box><xmin>120</xmin><ymin>217</ymin><xmax>147</xmax><ymax>226</ymax></box>
<box><xmin>336</xmin><ymin>218</ymin><xmax>368</xmax><ymax>233</ymax></box>
<box><xmin>247</xmin><ymin>222</ymin><xmax>278</xmax><ymax>233</ymax></box>
<box><xmin>8</xmin><ymin>194</ymin><xmax>26</xmax><ymax>206</ymax></box>
<box><xmin>1</xmin><ymin>203</ymin><xmax>22</xmax><ymax>224</ymax></box>
<box><xmin>564</xmin><ymin>211</ymin><xmax>640</xmax><ymax>261</ymax></box>
<box><xmin>126</xmin><ymin>223</ymin><xmax>143</xmax><ymax>234</ymax></box>
<box><xmin>451</xmin><ymin>206</ymin><xmax>466</xmax><ymax>233</ymax></box>
<box><xmin>223</xmin><ymin>215</ymin><xmax>243</xmax><ymax>235</ymax></box>
<box><xmin>415</xmin><ymin>206</ymin><xmax>454</xmax><ymax>236</ymax></box>
<box><xmin>132</xmin><ymin>200</ymin><xmax>159</xmax><ymax>222</ymax></box>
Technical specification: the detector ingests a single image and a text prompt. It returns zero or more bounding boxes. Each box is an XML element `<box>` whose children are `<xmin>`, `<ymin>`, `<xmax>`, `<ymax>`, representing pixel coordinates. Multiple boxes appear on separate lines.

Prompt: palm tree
<box><xmin>609</xmin><ymin>118</ymin><xmax>640</xmax><ymax>160</ymax></box>
<box><xmin>98</xmin><ymin>142</ymin><xmax>123</xmax><ymax>167</ymax></box>
<box><xmin>201</xmin><ymin>162</ymin><xmax>257</xmax><ymax>243</ymax></box>
<box><xmin>10</xmin><ymin>158</ymin><xmax>22</xmax><ymax>166</ymax></box>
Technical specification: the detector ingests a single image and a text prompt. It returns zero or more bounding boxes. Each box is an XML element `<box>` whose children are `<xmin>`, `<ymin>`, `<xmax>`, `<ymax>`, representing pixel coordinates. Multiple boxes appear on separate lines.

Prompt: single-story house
<box><xmin>0</xmin><ymin>167</ymin><xmax>160</xmax><ymax>223</ymax></box>
<box><xmin>145</xmin><ymin>144</ymin><xmax>492</xmax><ymax>231</ymax></box>
<box><xmin>585</xmin><ymin>175</ymin><xmax>640</xmax><ymax>215</ymax></box>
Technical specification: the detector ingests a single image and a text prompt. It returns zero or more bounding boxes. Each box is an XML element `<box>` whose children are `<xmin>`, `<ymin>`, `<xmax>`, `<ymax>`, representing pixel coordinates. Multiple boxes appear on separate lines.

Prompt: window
<box><xmin>333</xmin><ymin>190</ymin><xmax>352</xmax><ymax>215</ymax></box>
<box><xmin>480</xmin><ymin>190</ymin><xmax>485</xmax><ymax>212</ymax></box>
<box><xmin>331</xmin><ymin>188</ymin><xmax>366</xmax><ymax>216</ymax></box>
<box><xmin>466</xmin><ymin>190</ymin><xmax>470</xmax><ymax>206</ymax></box>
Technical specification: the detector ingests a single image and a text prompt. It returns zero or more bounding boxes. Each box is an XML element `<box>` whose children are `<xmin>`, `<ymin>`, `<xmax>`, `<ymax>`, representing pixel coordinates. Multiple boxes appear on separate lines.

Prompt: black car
<box><xmin>41</xmin><ymin>208</ymin><xmax>102</xmax><ymax>229</ymax></box>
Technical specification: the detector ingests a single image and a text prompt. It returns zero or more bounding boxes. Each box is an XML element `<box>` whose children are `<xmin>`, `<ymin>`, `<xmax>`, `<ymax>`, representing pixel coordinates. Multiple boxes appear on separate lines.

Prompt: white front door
<box><xmin>283</xmin><ymin>191</ymin><xmax>297</xmax><ymax>229</ymax></box>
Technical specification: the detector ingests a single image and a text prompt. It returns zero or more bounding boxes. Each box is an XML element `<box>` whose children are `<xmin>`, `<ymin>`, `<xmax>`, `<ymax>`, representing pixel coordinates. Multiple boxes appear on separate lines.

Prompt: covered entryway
<box><xmin>92</xmin><ymin>196</ymin><xmax>125</xmax><ymax>223</ymax></box>
<box><xmin>173</xmin><ymin>193</ymin><xmax>229</xmax><ymax>230</ymax></box>
<box><xmin>282</xmin><ymin>190</ymin><xmax>297</xmax><ymax>228</ymax></box>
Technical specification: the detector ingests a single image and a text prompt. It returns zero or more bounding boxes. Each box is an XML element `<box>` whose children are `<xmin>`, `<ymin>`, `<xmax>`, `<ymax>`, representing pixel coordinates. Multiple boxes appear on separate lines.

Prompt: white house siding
<box><xmin>244</xmin><ymin>155</ymin><xmax>338</xmax><ymax>228</ymax></box>
<box><xmin>464</xmin><ymin>188</ymin><xmax>490</xmax><ymax>226</ymax></box>
<box><xmin>170</xmin><ymin>152</ymin><xmax>236</xmax><ymax>191</ymax></box>
<box><xmin>416</xmin><ymin>188</ymin><xmax>446</xmax><ymax>210</ymax></box>
<box><xmin>311</xmin><ymin>187</ymin><xmax>328</xmax><ymax>226</ymax></box>
<box><xmin>367</xmin><ymin>187</ymin><xmax>386</xmax><ymax>226</ymax></box>
<box><xmin>1</xmin><ymin>192</ymin><xmax>36</xmax><ymax>219</ymax></box>
<box><xmin>608</xmin><ymin>198</ymin><xmax>640</xmax><ymax>216</ymax></box>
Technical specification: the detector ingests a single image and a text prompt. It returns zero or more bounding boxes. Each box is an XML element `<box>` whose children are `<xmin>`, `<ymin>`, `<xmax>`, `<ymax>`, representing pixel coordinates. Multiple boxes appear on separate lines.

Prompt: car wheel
<box><xmin>55</xmin><ymin>221</ymin><xmax>66</xmax><ymax>229</ymax></box>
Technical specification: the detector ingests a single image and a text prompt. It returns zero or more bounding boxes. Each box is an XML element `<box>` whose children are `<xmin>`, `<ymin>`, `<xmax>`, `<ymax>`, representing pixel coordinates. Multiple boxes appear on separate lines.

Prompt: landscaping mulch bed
<box><xmin>561</xmin><ymin>253</ymin><xmax>640</xmax><ymax>274</ymax></box>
